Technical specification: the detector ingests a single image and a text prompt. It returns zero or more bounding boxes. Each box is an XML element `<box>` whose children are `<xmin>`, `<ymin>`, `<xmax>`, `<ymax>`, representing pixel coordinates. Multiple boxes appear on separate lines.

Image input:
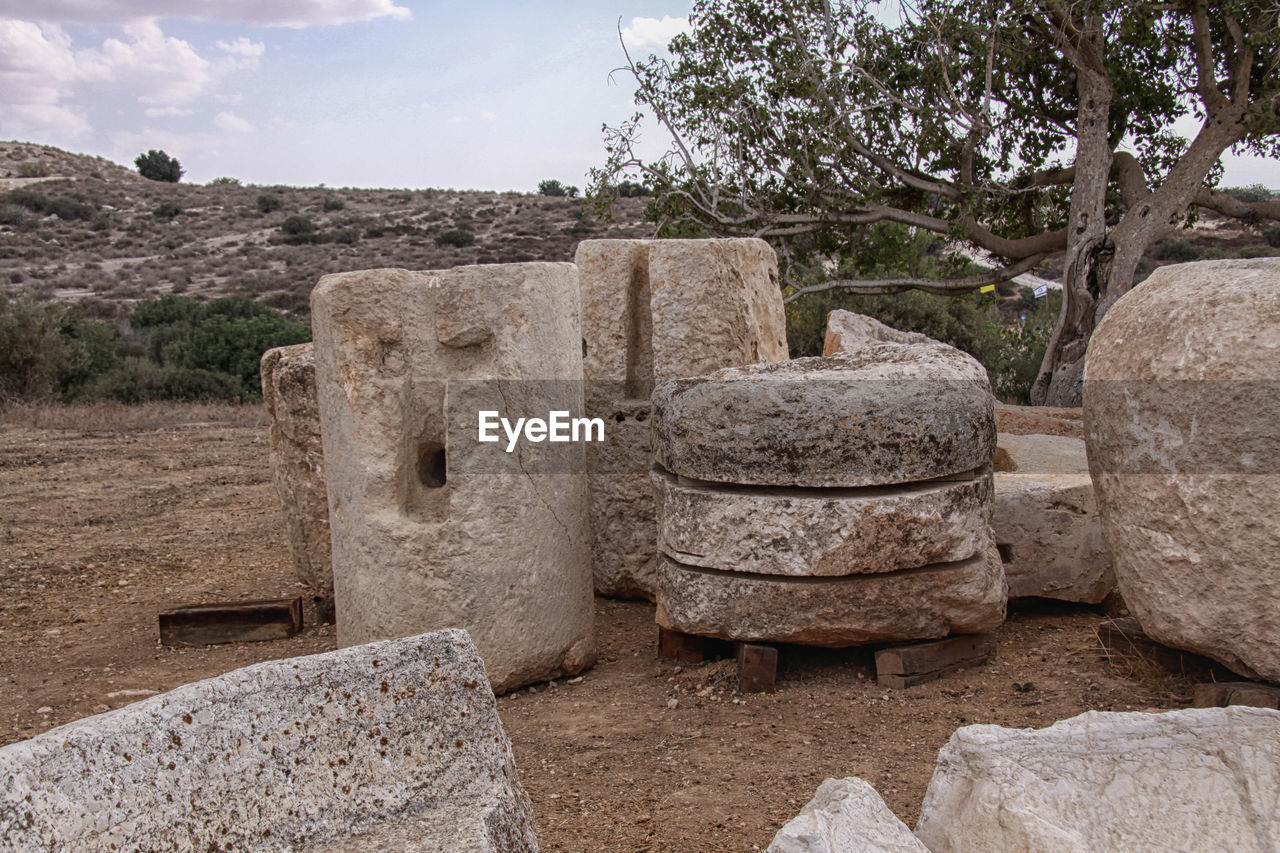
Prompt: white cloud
<box><xmin>145</xmin><ymin>105</ymin><xmax>193</xmax><ymax>117</ymax></box>
<box><xmin>2</xmin><ymin>1</ymin><xmax>410</xmax><ymax>28</ymax></box>
<box><xmin>216</xmin><ymin>37</ymin><xmax>265</xmax><ymax>58</ymax></box>
<box><xmin>620</xmin><ymin>15</ymin><xmax>689</xmax><ymax>50</ymax></box>
<box><xmin>214</xmin><ymin>111</ymin><xmax>254</xmax><ymax>133</ymax></box>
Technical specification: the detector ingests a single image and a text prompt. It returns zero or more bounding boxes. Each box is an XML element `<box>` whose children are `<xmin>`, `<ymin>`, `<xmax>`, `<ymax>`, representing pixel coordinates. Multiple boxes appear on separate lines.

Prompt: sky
<box><xmin>0</xmin><ymin>1</ymin><xmax>1274</xmax><ymax>191</ymax></box>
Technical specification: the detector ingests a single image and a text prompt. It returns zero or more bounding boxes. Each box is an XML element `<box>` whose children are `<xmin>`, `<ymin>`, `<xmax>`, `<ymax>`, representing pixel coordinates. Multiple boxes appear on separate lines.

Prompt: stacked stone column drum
<box><xmin>652</xmin><ymin>341</ymin><xmax>1007</xmax><ymax>646</ymax></box>
<box><xmin>311</xmin><ymin>263</ymin><xmax>595</xmax><ymax>694</ymax></box>
<box><xmin>576</xmin><ymin>238</ymin><xmax>789</xmax><ymax>599</ymax></box>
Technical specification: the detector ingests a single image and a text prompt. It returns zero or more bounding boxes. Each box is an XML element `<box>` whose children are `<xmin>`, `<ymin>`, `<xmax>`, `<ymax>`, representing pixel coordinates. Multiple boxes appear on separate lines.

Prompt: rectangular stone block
<box><xmin>0</xmin><ymin>629</ymin><xmax>538</xmax><ymax>852</ymax></box>
<box><xmin>158</xmin><ymin>596</ymin><xmax>302</xmax><ymax>646</ymax></box>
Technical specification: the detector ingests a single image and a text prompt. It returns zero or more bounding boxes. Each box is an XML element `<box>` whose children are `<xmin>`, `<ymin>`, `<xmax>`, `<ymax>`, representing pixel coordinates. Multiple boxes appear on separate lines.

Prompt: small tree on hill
<box><xmin>538</xmin><ymin>179</ymin><xmax>580</xmax><ymax>198</ymax></box>
<box><xmin>134</xmin><ymin>150</ymin><xmax>183</xmax><ymax>183</ymax></box>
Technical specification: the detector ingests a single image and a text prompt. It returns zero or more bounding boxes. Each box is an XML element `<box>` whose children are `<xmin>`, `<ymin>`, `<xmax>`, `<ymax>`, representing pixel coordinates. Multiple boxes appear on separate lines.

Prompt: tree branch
<box><xmin>1194</xmin><ymin>187</ymin><xmax>1280</xmax><ymax>223</ymax></box>
<box><xmin>782</xmin><ymin>252</ymin><xmax>1051</xmax><ymax>302</ymax></box>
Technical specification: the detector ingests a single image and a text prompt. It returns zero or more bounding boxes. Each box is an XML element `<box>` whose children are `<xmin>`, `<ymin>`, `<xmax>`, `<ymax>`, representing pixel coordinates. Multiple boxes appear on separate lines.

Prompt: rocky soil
<box><xmin>0</xmin><ymin>403</ymin><xmax>1196</xmax><ymax>851</ymax></box>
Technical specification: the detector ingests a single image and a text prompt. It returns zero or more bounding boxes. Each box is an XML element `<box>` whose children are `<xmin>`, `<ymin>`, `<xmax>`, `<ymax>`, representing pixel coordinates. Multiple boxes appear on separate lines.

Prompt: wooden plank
<box><xmin>658</xmin><ymin>628</ymin><xmax>705</xmax><ymax>663</ymax></box>
<box><xmin>159</xmin><ymin>597</ymin><xmax>303</xmax><ymax>646</ymax></box>
<box><xmin>1193</xmin><ymin>682</ymin><xmax>1280</xmax><ymax>710</ymax></box>
<box><xmin>875</xmin><ymin>634</ymin><xmax>994</xmax><ymax>687</ymax></box>
<box><xmin>737</xmin><ymin>643</ymin><xmax>778</xmax><ymax>693</ymax></box>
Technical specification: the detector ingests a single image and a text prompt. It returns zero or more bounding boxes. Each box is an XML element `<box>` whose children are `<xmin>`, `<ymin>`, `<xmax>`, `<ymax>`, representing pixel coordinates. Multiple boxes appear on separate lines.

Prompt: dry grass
<box><xmin>0</xmin><ymin>400</ymin><xmax>268</xmax><ymax>431</ymax></box>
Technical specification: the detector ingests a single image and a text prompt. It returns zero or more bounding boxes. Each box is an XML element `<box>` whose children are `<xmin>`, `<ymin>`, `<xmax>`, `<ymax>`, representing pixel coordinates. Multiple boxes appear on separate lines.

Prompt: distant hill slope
<box><xmin>0</xmin><ymin>142</ymin><xmax>652</xmax><ymax>319</ymax></box>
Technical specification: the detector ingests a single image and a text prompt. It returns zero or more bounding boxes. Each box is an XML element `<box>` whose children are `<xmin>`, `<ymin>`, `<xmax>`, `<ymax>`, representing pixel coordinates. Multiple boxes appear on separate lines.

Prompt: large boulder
<box><xmin>915</xmin><ymin>706</ymin><xmax>1280</xmax><ymax>853</ymax></box>
<box><xmin>655</xmin><ymin>467</ymin><xmax>993</xmax><ymax>576</ymax></box>
<box><xmin>576</xmin><ymin>238</ymin><xmax>788</xmax><ymax>598</ymax></box>
<box><xmin>0</xmin><ymin>629</ymin><xmax>538</xmax><ymax>852</ymax></box>
<box><xmin>311</xmin><ymin>264</ymin><xmax>595</xmax><ymax>693</ymax></box>
<box><xmin>1084</xmin><ymin>258</ymin><xmax>1280</xmax><ymax>681</ymax></box>
<box><xmin>992</xmin><ymin>434</ymin><xmax>1112</xmax><ymax>603</ymax></box>
<box><xmin>655</xmin><ymin>547</ymin><xmax>1005</xmax><ymax>647</ymax></box>
<box><xmin>652</xmin><ymin>350</ymin><xmax>995</xmax><ymax>488</ymax></box>
<box><xmin>767</xmin><ymin>777</ymin><xmax>927</xmax><ymax>853</ymax></box>
<box><xmin>260</xmin><ymin>342</ymin><xmax>332</xmax><ymax>596</ymax></box>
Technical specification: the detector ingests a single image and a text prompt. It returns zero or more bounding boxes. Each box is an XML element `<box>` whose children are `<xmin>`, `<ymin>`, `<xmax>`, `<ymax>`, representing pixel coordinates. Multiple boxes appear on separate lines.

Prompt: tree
<box><xmin>538</xmin><ymin>179</ymin><xmax>580</xmax><ymax>198</ymax></box>
<box><xmin>593</xmin><ymin>0</ymin><xmax>1280</xmax><ymax>405</ymax></box>
<box><xmin>134</xmin><ymin>149</ymin><xmax>183</xmax><ymax>183</ymax></box>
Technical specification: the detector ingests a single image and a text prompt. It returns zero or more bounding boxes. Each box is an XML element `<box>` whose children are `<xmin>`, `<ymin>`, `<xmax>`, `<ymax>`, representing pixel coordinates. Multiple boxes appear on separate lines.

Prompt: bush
<box><xmin>1223</xmin><ymin>184</ymin><xmax>1275</xmax><ymax>204</ymax></box>
<box><xmin>257</xmin><ymin>194</ymin><xmax>283</xmax><ymax>213</ymax></box>
<box><xmin>5</xmin><ymin>190</ymin><xmax>94</xmax><ymax>221</ymax></box>
<box><xmin>0</xmin><ymin>204</ymin><xmax>28</xmax><ymax>227</ymax></box>
<box><xmin>134</xmin><ymin>149</ymin><xmax>183</xmax><ymax>183</ymax></box>
<box><xmin>1265</xmin><ymin>228</ymin><xmax>1280</xmax><ymax>248</ymax></box>
<box><xmin>281</xmin><ymin>215</ymin><xmax>316</xmax><ymax>235</ymax></box>
<box><xmin>1151</xmin><ymin>239</ymin><xmax>1201</xmax><ymax>262</ymax></box>
<box><xmin>537</xmin><ymin>179</ymin><xmax>579</xmax><ymax>198</ymax></box>
<box><xmin>153</xmin><ymin>202</ymin><xmax>182</xmax><ymax>220</ymax></box>
<box><xmin>15</xmin><ymin>162</ymin><xmax>50</xmax><ymax>178</ymax></box>
<box><xmin>322</xmin><ymin>197</ymin><xmax>345</xmax><ymax>211</ymax></box>
<box><xmin>615</xmin><ymin>180</ymin><xmax>651</xmax><ymax>197</ymax></box>
<box><xmin>435</xmin><ymin>228</ymin><xmax>476</xmax><ymax>247</ymax></box>
<box><xmin>0</xmin><ymin>293</ymin><xmax>68</xmax><ymax>403</ymax></box>
<box><xmin>207</xmin><ymin>176</ymin><xmax>241</xmax><ymax>186</ymax></box>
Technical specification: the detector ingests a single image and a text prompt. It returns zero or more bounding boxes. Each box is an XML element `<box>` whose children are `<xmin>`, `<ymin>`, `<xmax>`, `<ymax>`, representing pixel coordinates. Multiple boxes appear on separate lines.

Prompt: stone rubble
<box><xmin>767</xmin><ymin>777</ymin><xmax>928</xmax><ymax>853</ymax></box>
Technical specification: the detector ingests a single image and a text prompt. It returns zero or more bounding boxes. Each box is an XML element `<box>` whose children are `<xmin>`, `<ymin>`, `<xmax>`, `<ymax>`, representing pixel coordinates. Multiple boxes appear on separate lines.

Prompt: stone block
<box><xmin>655</xmin><ymin>547</ymin><xmax>1005</xmax><ymax>647</ymax></box>
<box><xmin>1084</xmin><ymin>258</ymin><xmax>1280</xmax><ymax>681</ymax></box>
<box><xmin>915</xmin><ymin>707</ymin><xmax>1280</xmax><ymax>853</ymax></box>
<box><xmin>767</xmin><ymin>777</ymin><xmax>928</xmax><ymax>853</ymax></box>
<box><xmin>652</xmin><ymin>350</ymin><xmax>995</xmax><ymax>488</ymax></box>
<box><xmin>822</xmin><ymin>309</ymin><xmax>931</xmax><ymax>356</ymax></box>
<box><xmin>311</xmin><ymin>264</ymin><xmax>595</xmax><ymax>694</ymax></box>
<box><xmin>576</xmin><ymin>239</ymin><xmax>789</xmax><ymax>598</ymax></box>
<box><xmin>261</xmin><ymin>342</ymin><xmax>331</xmax><ymax>595</ymax></box>
<box><xmin>0</xmin><ymin>629</ymin><xmax>538</xmax><ymax>852</ymax></box>
<box><xmin>655</xmin><ymin>467</ymin><xmax>992</xmax><ymax>576</ymax></box>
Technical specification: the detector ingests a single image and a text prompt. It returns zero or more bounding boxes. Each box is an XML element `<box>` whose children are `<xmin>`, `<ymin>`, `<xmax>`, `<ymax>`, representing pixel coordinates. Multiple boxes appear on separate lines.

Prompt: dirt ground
<box><xmin>0</xmin><ymin>404</ymin><xmax>1194</xmax><ymax>851</ymax></box>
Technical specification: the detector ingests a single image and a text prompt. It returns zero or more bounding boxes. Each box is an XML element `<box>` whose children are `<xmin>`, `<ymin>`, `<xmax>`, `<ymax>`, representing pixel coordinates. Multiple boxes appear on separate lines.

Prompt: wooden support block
<box><xmin>658</xmin><ymin>628</ymin><xmax>705</xmax><ymax>663</ymax></box>
<box><xmin>1193</xmin><ymin>681</ymin><xmax>1280</xmax><ymax>710</ymax></box>
<box><xmin>159</xmin><ymin>597</ymin><xmax>303</xmax><ymax>647</ymax></box>
<box><xmin>875</xmin><ymin>633</ymin><xmax>994</xmax><ymax>689</ymax></box>
<box><xmin>313</xmin><ymin>595</ymin><xmax>336</xmax><ymax>625</ymax></box>
<box><xmin>737</xmin><ymin>643</ymin><xmax>778</xmax><ymax>693</ymax></box>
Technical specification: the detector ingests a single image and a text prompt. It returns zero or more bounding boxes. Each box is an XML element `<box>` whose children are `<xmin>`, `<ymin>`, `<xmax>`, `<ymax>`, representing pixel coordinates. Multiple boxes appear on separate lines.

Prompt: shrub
<box><xmin>0</xmin><ymin>204</ymin><xmax>28</xmax><ymax>227</ymax></box>
<box><xmin>1265</xmin><ymin>228</ymin><xmax>1280</xmax><ymax>248</ymax></box>
<box><xmin>538</xmin><ymin>179</ymin><xmax>574</xmax><ymax>197</ymax></box>
<box><xmin>15</xmin><ymin>162</ymin><xmax>50</xmax><ymax>178</ymax></box>
<box><xmin>331</xmin><ymin>227</ymin><xmax>360</xmax><ymax>244</ymax></box>
<box><xmin>322</xmin><ymin>197</ymin><xmax>345</xmax><ymax>211</ymax></box>
<box><xmin>615</xmin><ymin>180</ymin><xmax>651</xmax><ymax>197</ymax></box>
<box><xmin>281</xmin><ymin>215</ymin><xmax>316</xmax><ymax>235</ymax></box>
<box><xmin>1151</xmin><ymin>239</ymin><xmax>1201</xmax><ymax>262</ymax></box>
<box><xmin>257</xmin><ymin>194</ymin><xmax>284</xmax><ymax>213</ymax></box>
<box><xmin>153</xmin><ymin>202</ymin><xmax>182</xmax><ymax>220</ymax></box>
<box><xmin>0</xmin><ymin>293</ymin><xmax>68</xmax><ymax>403</ymax></box>
<box><xmin>134</xmin><ymin>149</ymin><xmax>183</xmax><ymax>183</ymax></box>
<box><xmin>208</xmin><ymin>176</ymin><xmax>241</xmax><ymax>186</ymax></box>
<box><xmin>435</xmin><ymin>228</ymin><xmax>476</xmax><ymax>247</ymax></box>
<box><xmin>46</xmin><ymin>197</ymin><xmax>95</xmax><ymax>221</ymax></box>
<box><xmin>1222</xmin><ymin>184</ymin><xmax>1275</xmax><ymax>204</ymax></box>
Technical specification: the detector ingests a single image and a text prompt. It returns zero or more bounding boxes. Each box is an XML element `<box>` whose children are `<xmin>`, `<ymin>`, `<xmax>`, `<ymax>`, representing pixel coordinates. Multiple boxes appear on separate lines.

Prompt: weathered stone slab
<box><xmin>915</xmin><ymin>706</ymin><xmax>1280</xmax><ymax>853</ymax></box>
<box><xmin>822</xmin><ymin>309</ymin><xmax>931</xmax><ymax>356</ymax></box>
<box><xmin>0</xmin><ymin>629</ymin><xmax>538</xmax><ymax>852</ymax></box>
<box><xmin>652</xmin><ymin>350</ymin><xmax>995</xmax><ymax>488</ymax></box>
<box><xmin>1193</xmin><ymin>681</ymin><xmax>1280</xmax><ymax>710</ymax></box>
<box><xmin>576</xmin><ymin>239</ymin><xmax>788</xmax><ymax>598</ymax></box>
<box><xmin>994</xmin><ymin>403</ymin><xmax>1084</xmax><ymax>438</ymax></box>
<box><xmin>655</xmin><ymin>547</ymin><xmax>1005</xmax><ymax>647</ymax></box>
<box><xmin>654</xmin><ymin>468</ymin><xmax>993</xmax><ymax>576</ymax></box>
<box><xmin>1084</xmin><ymin>258</ymin><xmax>1280</xmax><ymax>682</ymax></box>
<box><xmin>767</xmin><ymin>777</ymin><xmax>928</xmax><ymax>853</ymax></box>
<box><xmin>311</xmin><ymin>264</ymin><xmax>595</xmax><ymax>694</ymax></box>
<box><xmin>261</xmin><ymin>342</ymin><xmax>331</xmax><ymax>595</ymax></box>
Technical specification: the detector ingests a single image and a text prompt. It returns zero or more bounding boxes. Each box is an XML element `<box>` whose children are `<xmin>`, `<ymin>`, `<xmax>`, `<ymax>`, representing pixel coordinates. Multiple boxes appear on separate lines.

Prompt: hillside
<box><xmin>0</xmin><ymin>141</ymin><xmax>652</xmax><ymax>319</ymax></box>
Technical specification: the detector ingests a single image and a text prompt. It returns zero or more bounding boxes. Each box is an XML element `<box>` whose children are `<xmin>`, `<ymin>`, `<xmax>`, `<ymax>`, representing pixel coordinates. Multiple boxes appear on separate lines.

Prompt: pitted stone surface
<box><xmin>1084</xmin><ymin>258</ymin><xmax>1280</xmax><ymax>681</ymax></box>
<box><xmin>311</xmin><ymin>264</ymin><xmax>595</xmax><ymax>693</ymax></box>
<box><xmin>261</xmin><ymin>342</ymin><xmax>332</xmax><ymax>595</ymax></box>
<box><xmin>655</xmin><ymin>468</ymin><xmax>993</xmax><ymax>576</ymax></box>
<box><xmin>0</xmin><ymin>629</ymin><xmax>539</xmax><ymax>853</ymax></box>
<box><xmin>767</xmin><ymin>777</ymin><xmax>928</xmax><ymax>853</ymax></box>
<box><xmin>652</xmin><ymin>350</ymin><xmax>995</xmax><ymax>487</ymax></box>
<box><xmin>992</xmin><ymin>434</ymin><xmax>1112</xmax><ymax>603</ymax></box>
<box><xmin>655</xmin><ymin>547</ymin><xmax>1005</xmax><ymax>646</ymax></box>
<box><xmin>822</xmin><ymin>309</ymin><xmax>931</xmax><ymax>355</ymax></box>
<box><xmin>915</xmin><ymin>706</ymin><xmax>1280</xmax><ymax>853</ymax></box>
<box><xmin>576</xmin><ymin>239</ymin><xmax>788</xmax><ymax>598</ymax></box>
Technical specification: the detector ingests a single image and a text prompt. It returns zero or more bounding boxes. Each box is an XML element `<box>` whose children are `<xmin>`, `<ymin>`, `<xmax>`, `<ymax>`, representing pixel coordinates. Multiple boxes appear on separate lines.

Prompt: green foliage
<box><xmin>0</xmin><ymin>204</ymin><xmax>28</xmax><ymax>227</ymax></box>
<box><xmin>208</xmin><ymin>176</ymin><xmax>241</xmax><ymax>186</ymax></box>
<box><xmin>435</xmin><ymin>228</ymin><xmax>476</xmax><ymax>247</ymax></box>
<box><xmin>5</xmin><ymin>190</ymin><xmax>95</xmax><ymax>221</ymax></box>
<box><xmin>615</xmin><ymin>180</ymin><xmax>651</xmax><ymax>197</ymax></box>
<box><xmin>1151</xmin><ymin>239</ymin><xmax>1201</xmax><ymax>262</ymax></box>
<box><xmin>0</xmin><ymin>293</ymin><xmax>309</xmax><ymax>405</ymax></box>
<box><xmin>322</xmin><ymin>196</ymin><xmax>345</xmax><ymax>211</ymax></box>
<box><xmin>257</xmin><ymin>193</ymin><xmax>284</xmax><ymax>213</ymax></box>
<box><xmin>153</xmin><ymin>202</ymin><xmax>183</xmax><ymax>220</ymax></box>
<box><xmin>134</xmin><ymin>149</ymin><xmax>183</xmax><ymax>183</ymax></box>
<box><xmin>1264</xmin><ymin>228</ymin><xmax>1280</xmax><ymax>248</ymax></box>
<box><xmin>15</xmin><ymin>162</ymin><xmax>50</xmax><ymax>178</ymax></box>
<box><xmin>281</xmin><ymin>215</ymin><xmax>315</xmax><ymax>235</ymax></box>
<box><xmin>537</xmin><ymin>179</ymin><xmax>579</xmax><ymax>198</ymax></box>
<box><xmin>1223</xmin><ymin>184</ymin><xmax>1276</xmax><ymax>203</ymax></box>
